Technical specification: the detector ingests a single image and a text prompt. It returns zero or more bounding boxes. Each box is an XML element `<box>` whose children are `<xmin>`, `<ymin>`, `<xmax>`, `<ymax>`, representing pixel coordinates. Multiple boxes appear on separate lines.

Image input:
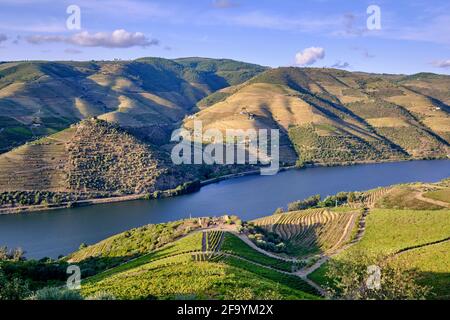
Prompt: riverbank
<box><xmin>2</xmin><ymin>159</ymin><xmax>449</xmax><ymax>259</ymax></box>
<box><xmin>1</xmin><ymin>156</ymin><xmax>447</xmax><ymax>215</ymax></box>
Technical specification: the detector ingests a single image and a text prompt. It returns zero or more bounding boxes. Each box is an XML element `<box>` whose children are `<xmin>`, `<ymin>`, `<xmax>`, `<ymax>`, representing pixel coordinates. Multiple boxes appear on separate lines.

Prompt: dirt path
<box><xmin>232</xmin><ymin>231</ymin><xmax>299</xmax><ymax>262</ymax></box>
<box><xmin>415</xmin><ymin>192</ymin><xmax>449</xmax><ymax>208</ymax></box>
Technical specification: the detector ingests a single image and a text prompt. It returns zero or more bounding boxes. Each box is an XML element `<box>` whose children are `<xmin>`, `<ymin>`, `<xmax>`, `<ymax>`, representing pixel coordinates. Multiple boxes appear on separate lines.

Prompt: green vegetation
<box><xmin>82</xmin><ymin>259</ymin><xmax>314</xmax><ymax>300</ymax></box>
<box><xmin>221</xmin><ymin>256</ymin><xmax>318</xmax><ymax>296</ymax></box>
<box><xmin>206</xmin><ymin>231</ymin><xmax>223</xmax><ymax>252</ymax></box>
<box><xmin>78</xmin><ymin>229</ymin><xmax>318</xmax><ymax>300</ymax></box>
<box><xmin>309</xmin><ymin>207</ymin><xmax>450</xmax><ymax>298</ymax></box>
<box><xmin>388</xmin><ymin>241</ymin><xmax>450</xmax><ymax>299</ymax></box>
<box><xmin>323</xmin><ymin>250</ymin><xmax>430</xmax><ymax>300</ymax></box>
<box><xmin>69</xmin><ymin>219</ymin><xmax>206</xmax><ymax>269</ymax></box>
<box><xmin>375</xmin><ymin>186</ymin><xmax>444</xmax><ymax>210</ymax></box>
<box><xmin>289</xmin><ymin>124</ymin><xmax>405</xmax><ymax>165</ymax></box>
<box><xmin>340</xmin><ymin>209</ymin><xmax>450</xmax><ymax>255</ymax></box>
<box><xmin>84</xmin><ymin>232</ymin><xmax>203</xmax><ymax>282</ymax></box>
<box><xmin>220</xmin><ymin>233</ymin><xmax>294</xmax><ymax>271</ymax></box>
<box><xmin>253</xmin><ymin>208</ymin><xmax>358</xmax><ymax>257</ymax></box>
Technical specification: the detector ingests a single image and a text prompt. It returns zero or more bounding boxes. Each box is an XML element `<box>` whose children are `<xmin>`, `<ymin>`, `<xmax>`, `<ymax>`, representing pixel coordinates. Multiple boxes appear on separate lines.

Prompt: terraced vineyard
<box><xmin>0</xmin><ymin>128</ymin><xmax>75</xmax><ymax>191</ymax></box>
<box><xmin>358</xmin><ymin>187</ymin><xmax>391</xmax><ymax>208</ymax></box>
<box><xmin>205</xmin><ymin>231</ymin><xmax>224</xmax><ymax>252</ymax></box>
<box><xmin>220</xmin><ymin>233</ymin><xmax>295</xmax><ymax>272</ymax></box>
<box><xmin>78</xmin><ymin>228</ymin><xmax>319</xmax><ymax>300</ymax></box>
<box><xmin>252</xmin><ymin>208</ymin><xmax>359</xmax><ymax>257</ymax></box>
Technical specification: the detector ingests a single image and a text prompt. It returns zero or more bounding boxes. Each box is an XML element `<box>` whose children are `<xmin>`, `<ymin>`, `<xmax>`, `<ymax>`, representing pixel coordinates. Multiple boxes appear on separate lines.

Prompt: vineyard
<box><xmin>357</xmin><ymin>187</ymin><xmax>391</xmax><ymax>208</ymax></box>
<box><xmin>252</xmin><ymin>208</ymin><xmax>359</xmax><ymax>257</ymax></box>
<box><xmin>79</xmin><ymin>229</ymin><xmax>319</xmax><ymax>300</ymax></box>
<box><xmin>205</xmin><ymin>231</ymin><xmax>224</xmax><ymax>252</ymax></box>
<box><xmin>220</xmin><ymin>233</ymin><xmax>295</xmax><ymax>272</ymax></box>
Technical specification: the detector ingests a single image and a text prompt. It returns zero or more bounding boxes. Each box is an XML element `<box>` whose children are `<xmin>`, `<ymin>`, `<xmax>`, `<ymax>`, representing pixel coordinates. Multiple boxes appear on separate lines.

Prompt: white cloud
<box><xmin>432</xmin><ymin>59</ymin><xmax>450</xmax><ymax>68</ymax></box>
<box><xmin>26</xmin><ymin>29</ymin><xmax>159</xmax><ymax>48</ymax></box>
<box><xmin>0</xmin><ymin>34</ymin><xmax>7</xmax><ymax>44</ymax></box>
<box><xmin>295</xmin><ymin>47</ymin><xmax>325</xmax><ymax>66</ymax></box>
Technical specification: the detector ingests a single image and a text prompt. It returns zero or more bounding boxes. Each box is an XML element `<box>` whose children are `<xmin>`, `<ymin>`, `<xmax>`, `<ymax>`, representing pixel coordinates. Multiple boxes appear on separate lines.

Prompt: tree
<box><xmin>273</xmin><ymin>207</ymin><xmax>284</xmax><ymax>214</ymax></box>
<box><xmin>12</xmin><ymin>247</ymin><xmax>25</xmax><ymax>262</ymax></box>
<box><xmin>324</xmin><ymin>250</ymin><xmax>430</xmax><ymax>300</ymax></box>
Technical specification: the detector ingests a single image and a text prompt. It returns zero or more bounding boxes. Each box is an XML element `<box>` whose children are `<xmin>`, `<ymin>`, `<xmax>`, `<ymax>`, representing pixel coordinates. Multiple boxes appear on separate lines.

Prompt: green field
<box><xmin>69</xmin><ymin>219</ymin><xmax>203</xmax><ymax>264</ymax></box>
<box><xmin>82</xmin><ymin>258</ymin><xmax>316</xmax><ymax>300</ymax></box>
<box><xmin>342</xmin><ymin>209</ymin><xmax>450</xmax><ymax>255</ymax></box>
<box><xmin>388</xmin><ymin>241</ymin><xmax>450</xmax><ymax>299</ymax></box>
<box><xmin>308</xmin><ymin>208</ymin><xmax>450</xmax><ymax>297</ymax></box>
<box><xmin>220</xmin><ymin>233</ymin><xmax>294</xmax><ymax>272</ymax></box>
<box><xmin>79</xmin><ymin>230</ymin><xmax>318</xmax><ymax>300</ymax></box>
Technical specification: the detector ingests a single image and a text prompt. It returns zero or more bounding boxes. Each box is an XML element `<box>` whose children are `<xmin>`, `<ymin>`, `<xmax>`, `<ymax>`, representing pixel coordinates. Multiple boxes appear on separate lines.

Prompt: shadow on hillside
<box><xmin>255</xmin><ymin>221</ymin><xmax>325</xmax><ymax>258</ymax></box>
<box><xmin>416</xmin><ymin>271</ymin><xmax>450</xmax><ymax>300</ymax></box>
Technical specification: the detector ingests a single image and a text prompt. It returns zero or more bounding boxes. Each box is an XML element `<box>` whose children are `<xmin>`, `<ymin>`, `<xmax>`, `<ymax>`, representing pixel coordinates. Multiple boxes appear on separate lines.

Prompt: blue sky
<box><xmin>0</xmin><ymin>0</ymin><xmax>449</xmax><ymax>74</ymax></box>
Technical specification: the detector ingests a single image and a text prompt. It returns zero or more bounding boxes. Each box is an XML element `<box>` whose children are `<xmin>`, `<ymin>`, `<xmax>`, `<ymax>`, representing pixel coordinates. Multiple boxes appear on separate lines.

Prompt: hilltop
<box><xmin>184</xmin><ymin>67</ymin><xmax>450</xmax><ymax>165</ymax></box>
<box><xmin>0</xmin><ymin>118</ymin><xmax>197</xmax><ymax>212</ymax></box>
<box><xmin>0</xmin><ymin>57</ymin><xmax>267</xmax><ymax>152</ymax></box>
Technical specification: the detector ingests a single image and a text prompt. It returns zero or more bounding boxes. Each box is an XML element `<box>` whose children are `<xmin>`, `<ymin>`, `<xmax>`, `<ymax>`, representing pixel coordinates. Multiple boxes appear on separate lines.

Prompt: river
<box><xmin>0</xmin><ymin>160</ymin><xmax>449</xmax><ymax>258</ymax></box>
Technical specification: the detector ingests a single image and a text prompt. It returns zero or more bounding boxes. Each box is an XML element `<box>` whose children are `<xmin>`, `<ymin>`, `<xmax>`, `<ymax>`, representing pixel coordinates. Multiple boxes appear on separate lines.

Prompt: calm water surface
<box><xmin>0</xmin><ymin>160</ymin><xmax>449</xmax><ymax>258</ymax></box>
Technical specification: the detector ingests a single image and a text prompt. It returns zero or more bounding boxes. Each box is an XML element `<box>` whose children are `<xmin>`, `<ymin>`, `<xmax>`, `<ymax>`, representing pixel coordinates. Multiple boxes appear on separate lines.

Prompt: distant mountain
<box><xmin>0</xmin><ymin>62</ymin><xmax>449</xmax><ymax>212</ymax></box>
<box><xmin>184</xmin><ymin>67</ymin><xmax>450</xmax><ymax>165</ymax></box>
<box><xmin>0</xmin><ymin>58</ymin><xmax>267</xmax><ymax>152</ymax></box>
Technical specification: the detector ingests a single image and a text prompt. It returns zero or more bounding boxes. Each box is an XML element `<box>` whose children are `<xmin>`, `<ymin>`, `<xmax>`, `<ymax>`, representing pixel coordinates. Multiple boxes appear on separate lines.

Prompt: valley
<box><xmin>0</xmin><ymin>59</ymin><xmax>449</xmax><ymax>214</ymax></box>
<box><xmin>0</xmin><ymin>57</ymin><xmax>449</xmax><ymax>302</ymax></box>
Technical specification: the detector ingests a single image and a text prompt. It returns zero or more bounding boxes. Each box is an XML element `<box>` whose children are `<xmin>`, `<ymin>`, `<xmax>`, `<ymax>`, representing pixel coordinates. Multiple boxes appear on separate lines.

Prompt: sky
<box><xmin>0</xmin><ymin>0</ymin><xmax>449</xmax><ymax>75</ymax></box>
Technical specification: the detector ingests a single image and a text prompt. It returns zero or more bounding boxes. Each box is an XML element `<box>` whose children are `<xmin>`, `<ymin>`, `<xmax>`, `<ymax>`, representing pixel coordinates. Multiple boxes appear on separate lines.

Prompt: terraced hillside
<box><xmin>66</xmin><ymin>225</ymin><xmax>318</xmax><ymax>300</ymax></box>
<box><xmin>252</xmin><ymin>208</ymin><xmax>359</xmax><ymax>257</ymax></box>
<box><xmin>185</xmin><ymin>67</ymin><xmax>449</xmax><ymax>165</ymax></box>
<box><xmin>0</xmin><ymin>58</ymin><xmax>267</xmax><ymax>152</ymax></box>
<box><xmin>0</xmin><ymin>119</ymin><xmax>193</xmax><ymax>209</ymax></box>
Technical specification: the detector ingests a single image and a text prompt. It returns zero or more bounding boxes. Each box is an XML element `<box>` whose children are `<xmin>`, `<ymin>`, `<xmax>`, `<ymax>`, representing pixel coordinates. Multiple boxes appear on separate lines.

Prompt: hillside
<box><xmin>0</xmin><ymin>118</ymin><xmax>195</xmax><ymax>210</ymax></box>
<box><xmin>252</xmin><ymin>208</ymin><xmax>360</xmax><ymax>257</ymax></box>
<box><xmin>0</xmin><ymin>58</ymin><xmax>267</xmax><ymax>152</ymax></box>
<box><xmin>65</xmin><ymin>219</ymin><xmax>319</xmax><ymax>300</ymax></box>
<box><xmin>1</xmin><ymin>62</ymin><xmax>449</xmax><ymax>212</ymax></box>
<box><xmin>184</xmin><ymin>67</ymin><xmax>450</xmax><ymax>165</ymax></box>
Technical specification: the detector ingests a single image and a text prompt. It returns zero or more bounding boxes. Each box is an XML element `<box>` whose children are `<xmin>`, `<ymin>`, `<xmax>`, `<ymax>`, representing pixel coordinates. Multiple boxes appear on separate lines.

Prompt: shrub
<box><xmin>288</xmin><ymin>194</ymin><xmax>321</xmax><ymax>211</ymax></box>
<box><xmin>325</xmin><ymin>250</ymin><xmax>430</xmax><ymax>300</ymax></box>
<box><xmin>86</xmin><ymin>291</ymin><xmax>115</xmax><ymax>300</ymax></box>
<box><xmin>273</xmin><ymin>207</ymin><xmax>284</xmax><ymax>214</ymax></box>
<box><xmin>0</xmin><ymin>269</ymin><xmax>31</xmax><ymax>300</ymax></box>
<box><xmin>28</xmin><ymin>287</ymin><xmax>84</xmax><ymax>300</ymax></box>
